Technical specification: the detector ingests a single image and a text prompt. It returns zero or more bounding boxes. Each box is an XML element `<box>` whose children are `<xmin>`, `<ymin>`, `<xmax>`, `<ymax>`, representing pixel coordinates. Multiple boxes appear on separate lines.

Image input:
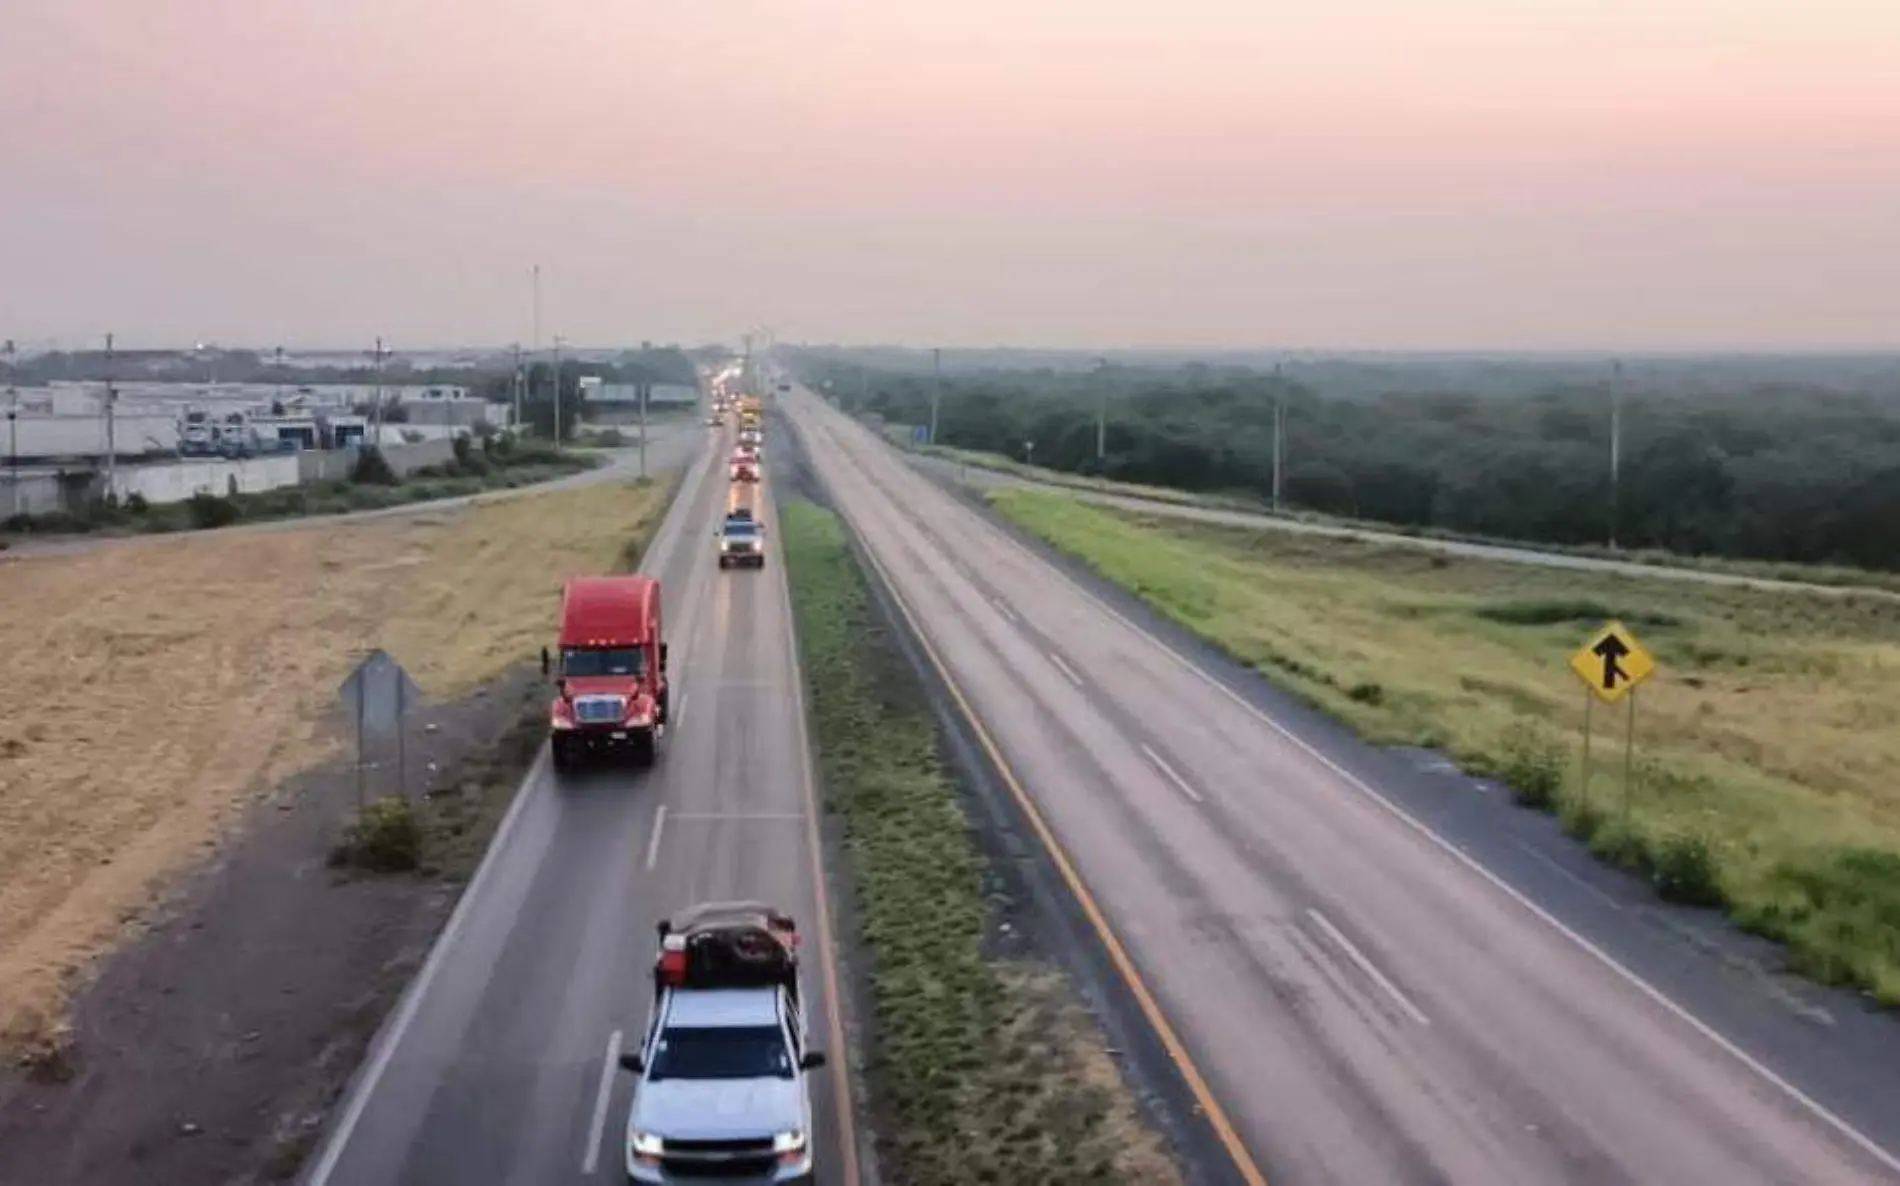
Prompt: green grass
<box><xmin>990</xmin><ymin>487</ymin><xmax>1900</xmax><ymax>1004</ymax></box>
<box><xmin>781</xmin><ymin>500</ymin><xmax>1179</xmax><ymax>1186</ymax></box>
<box><xmin>0</xmin><ymin>441</ymin><xmax>597</xmax><ymax>541</ymax></box>
<box><xmin>909</xmin><ymin>435</ymin><xmax>1900</xmax><ymax>596</ymax></box>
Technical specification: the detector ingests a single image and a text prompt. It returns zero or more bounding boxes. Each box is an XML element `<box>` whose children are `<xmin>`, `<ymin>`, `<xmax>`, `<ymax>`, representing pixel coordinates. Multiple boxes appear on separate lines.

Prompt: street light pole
<box><xmin>1093</xmin><ymin>355</ymin><xmax>1107</xmax><ymax>465</ymax></box>
<box><xmin>552</xmin><ymin>335</ymin><xmax>564</xmax><ymax>444</ymax></box>
<box><xmin>930</xmin><ymin>347</ymin><xmax>941</xmax><ymax>445</ymax></box>
<box><xmin>103</xmin><ymin>332</ymin><xmax>117</xmax><ymax>499</ymax></box>
<box><xmin>1271</xmin><ymin>363</ymin><xmax>1287</xmax><ymax>514</ymax></box>
<box><xmin>638</xmin><ymin>379</ymin><xmax>649</xmax><ymax>480</ymax></box>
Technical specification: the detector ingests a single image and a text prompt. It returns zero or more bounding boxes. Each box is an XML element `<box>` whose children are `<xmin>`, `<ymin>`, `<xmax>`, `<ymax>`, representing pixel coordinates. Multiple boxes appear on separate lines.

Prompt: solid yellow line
<box><xmin>852</xmin><ymin>531</ymin><xmax>1271</xmax><ymax>1186</ymax></box>
<box><xmin>769</xmin><ymin>470</ymin><xmax>863</xmax><ymax>1186</ymax></box>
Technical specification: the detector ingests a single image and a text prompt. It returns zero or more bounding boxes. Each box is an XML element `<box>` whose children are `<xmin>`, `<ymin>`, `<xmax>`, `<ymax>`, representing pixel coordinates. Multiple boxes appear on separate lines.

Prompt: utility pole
<box><xmin>1609</xmin><ymin>358</ymin><xmax>1624</xmax><ymax>550</ymax></box>
<box><xmin>638</xmin><ymin>379</ymin><xmax>649</xmax><ymax>479</ymax></box>
<box><xmin>930</xmin><ymin>347</ymin><xmax>941</xmax><ymax>446</ymax></box>
<box><xmin>511</xmin><ymin>343</ymin><xmax>524</xmax><ymax>432</ymax></box>
<box><xmin>1271</xmin><ymin>363</ymin><xmax>1287</xmax><ymax>514</ymax></box>
<box><xmin>370</xmin><ymin>336</ymin><xmax>390</xmax><ymax>444</ymax></box>
<box><xmin>552</xmin><ymin>335</ymin><xmax>564</xmax><ymax>444</ymax></box>
<box><xmin>1093</xmin><ymin>355</ymin><xmax>1108</xmax><ymax>465</ymax></box>
<box><xmin>859</xmin><ymin>364</ymin><xmax>867</xmax><ymax>408</ymax></box>
<box><xmin>103</xmin><ymin>333</ymin><xmax>117</xmax><ymax>499</ymax></box>
<box><xmin>5</xmin><ymin>337</ymin><xmax>18</xmax><ymax>518</ymax></box>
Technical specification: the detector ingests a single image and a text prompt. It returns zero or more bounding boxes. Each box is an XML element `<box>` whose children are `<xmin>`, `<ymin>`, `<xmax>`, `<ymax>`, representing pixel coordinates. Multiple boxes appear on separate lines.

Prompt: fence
<box><xmin>2</xmin><ymin>439</ymin><xmax>466</xmax><ymax>519</ymax></box>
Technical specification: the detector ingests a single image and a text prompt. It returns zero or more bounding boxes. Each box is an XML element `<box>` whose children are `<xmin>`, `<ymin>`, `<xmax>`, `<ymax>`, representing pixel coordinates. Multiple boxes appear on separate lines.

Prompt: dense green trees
<box><xmin>787</xmin><ymin>351</ymin><xmax>1900</xmax><ymax>571</ymax></box>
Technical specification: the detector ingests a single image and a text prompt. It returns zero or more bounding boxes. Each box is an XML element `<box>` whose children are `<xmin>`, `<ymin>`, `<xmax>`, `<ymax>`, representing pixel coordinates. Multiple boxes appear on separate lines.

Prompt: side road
<box><xmin>3</xmin><ymin>422</ymin><xmax>705</xmax><ymax>561</ymax></box>
<box><xmin>902</xmin><ymin>449</ymin><xmax>1900</xmax><ymax>601</ymax></box>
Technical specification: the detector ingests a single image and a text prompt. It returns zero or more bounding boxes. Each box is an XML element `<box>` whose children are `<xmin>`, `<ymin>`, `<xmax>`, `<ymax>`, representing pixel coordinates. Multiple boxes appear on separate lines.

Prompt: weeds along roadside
<box><xmin>985</xmin><ymin>485</ymin><xmax>1900</xmax><ymax>1008</ymax></box>
<box><xmin>780</xmin><ymin>499</ymin><xmax>1181</xmax><ymax>1186</ymax></box>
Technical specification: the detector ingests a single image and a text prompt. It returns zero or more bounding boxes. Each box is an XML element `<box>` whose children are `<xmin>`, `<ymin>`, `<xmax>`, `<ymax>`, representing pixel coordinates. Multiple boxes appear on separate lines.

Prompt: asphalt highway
<box><xmin>905</xmin><ymin>451</ymin><xmax>1899</xmax><ymax>600</ymax></box>
<box><xmin>784</xmin><ymin>382</ymin><xmax>1900</xmax><ymax>1186</ymax></box>
<box><xmin>303</xmin><ymin>421</ymin><xmax>862</xmax><ymax>1186</ymax></box>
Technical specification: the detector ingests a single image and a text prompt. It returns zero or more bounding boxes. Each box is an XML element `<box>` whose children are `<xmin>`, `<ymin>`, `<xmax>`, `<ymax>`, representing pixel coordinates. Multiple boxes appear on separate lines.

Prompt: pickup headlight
<box><xmin>772</xmin><ymin>1130</ymin><xmax>807</xmax><ymax>1154</ymax></box>
<box><xmin>720</xmin><ymin>539</ymin><xmax>733</xmax><ymax>551</ymax></box>
<box><xmin>630</xmin><ymin>1131</ymin><xmax>664</xmax><ymax>1157</ymax></box>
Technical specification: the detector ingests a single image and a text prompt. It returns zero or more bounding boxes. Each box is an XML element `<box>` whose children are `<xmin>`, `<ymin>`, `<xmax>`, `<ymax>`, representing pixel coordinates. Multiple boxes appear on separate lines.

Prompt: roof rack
<box><xmin>655</xmin><ymin>900</ymin><xmax>800</xmax><ymax>991</ymax></box>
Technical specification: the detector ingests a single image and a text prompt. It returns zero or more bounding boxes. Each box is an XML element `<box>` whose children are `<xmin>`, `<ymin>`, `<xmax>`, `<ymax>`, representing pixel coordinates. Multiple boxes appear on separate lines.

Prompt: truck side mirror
<box><xmin>540</xmin><ymin>646</ymin><xmax>551</xmax><ymax>677</ymax></box>
<box><xmin>661</xmin><ymin>642</ymin><xmax>670</xmax><ymax>671</ymax></box>
<box><xmin>800</xmin><ymin>1051</ymin><xmax>827</xmax><ymax>1070</ymax></box>
<box><xmin>619</xmin><ymin>1052</ymin><xmax>645</xmax><ymax>1073</ymax></box>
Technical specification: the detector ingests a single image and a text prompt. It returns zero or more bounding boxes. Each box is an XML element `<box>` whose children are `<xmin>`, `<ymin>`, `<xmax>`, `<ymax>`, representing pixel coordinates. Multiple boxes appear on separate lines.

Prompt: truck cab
<box><xmin>542</xmin><ymin>575</ymin><xmax>669</xmax><ymax>770</ymax></box>
<box><xmin>621</xmin><ymin>902</ymin><xmax>825</xmax><ymax>1184</ymax></box>
<box><xmin>730</xmin><ymin>449</ymin><xmax>760</xmax><ymax>484</ymax></box>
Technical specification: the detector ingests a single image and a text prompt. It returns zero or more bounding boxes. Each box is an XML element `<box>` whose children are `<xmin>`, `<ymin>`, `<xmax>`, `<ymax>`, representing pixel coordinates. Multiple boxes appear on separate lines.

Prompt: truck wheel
<box><xmin>632</xmin><ymin>733</ymin><xmax>656</xmax><ymax>768</ymax></box>
<box><xmin>551</xmin><ymin>738</ymin><xmax>572</xmax><ymax>774</ymax></box>
<box><xmin>718</xmin><ymin>555</ymin><xmax>729</xmax><ymax>570</ymax></box>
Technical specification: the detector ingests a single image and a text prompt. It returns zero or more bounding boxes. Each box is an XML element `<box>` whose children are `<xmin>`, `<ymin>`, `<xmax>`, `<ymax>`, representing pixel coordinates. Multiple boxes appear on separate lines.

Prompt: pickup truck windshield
<box><xmin>562</xmin><ymin>647</ymin><xmax>646</xmax><ymax>677</ymax></box>
<box><xmin>649</xmin><ymin>1025</ymin><xmax>793</xmax><ymax>1081</ymax></box>
<box><xmin>724</xmin><ymin>524</ymin><xmax>758</xmax><ymax>539</ymax></box>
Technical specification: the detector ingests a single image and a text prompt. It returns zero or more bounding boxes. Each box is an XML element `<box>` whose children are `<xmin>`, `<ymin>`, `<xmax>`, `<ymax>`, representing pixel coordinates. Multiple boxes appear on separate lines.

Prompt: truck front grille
<box><xmin>572</xmin><ymin>696</ymin><xmax>625</xmax><ymax>724</ymax></box>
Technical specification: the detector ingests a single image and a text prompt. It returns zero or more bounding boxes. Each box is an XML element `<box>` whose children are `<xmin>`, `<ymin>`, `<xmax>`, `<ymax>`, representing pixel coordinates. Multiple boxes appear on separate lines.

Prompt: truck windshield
<box><xmin>648</xmin><ymin>1025</ymin><xmax>793</xmax><ymax>1081</ymax></box>
<box><xmin>725</xmin><ymin>524</ymin><xmax>758</xmax><ymax>538</ymax></box>
<box><xmin>562</xmin><ymin>647</ymin><xmax>645</xmax><ymax>677</ymax></box>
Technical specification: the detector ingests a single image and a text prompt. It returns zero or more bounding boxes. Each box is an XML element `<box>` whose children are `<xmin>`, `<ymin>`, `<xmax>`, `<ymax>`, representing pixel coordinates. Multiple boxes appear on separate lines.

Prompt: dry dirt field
<box><xmin>0</xmin><ymin>476</ymin><xmax>676</xmax><ymax>1054</ymax></box>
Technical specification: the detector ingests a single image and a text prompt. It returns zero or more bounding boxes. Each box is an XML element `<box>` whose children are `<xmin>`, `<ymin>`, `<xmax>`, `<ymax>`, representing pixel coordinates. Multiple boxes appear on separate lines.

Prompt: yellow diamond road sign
<box><xmin>1569</xmin><ymin>620</ymin><xmax>1656</xmax><ymax>705</ymax></box>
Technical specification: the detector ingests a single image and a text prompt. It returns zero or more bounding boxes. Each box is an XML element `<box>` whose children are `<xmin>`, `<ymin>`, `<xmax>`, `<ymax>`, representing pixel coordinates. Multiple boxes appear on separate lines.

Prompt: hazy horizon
<box><xmin>4</xmin><ymin>0</ymin><xmax>1898</xmax><ymax>353</ymax></box>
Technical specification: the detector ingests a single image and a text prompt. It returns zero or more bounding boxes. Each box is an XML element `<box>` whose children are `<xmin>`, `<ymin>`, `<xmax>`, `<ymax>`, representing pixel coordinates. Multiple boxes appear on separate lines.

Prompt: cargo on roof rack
<box><xmin>653</xmin><ymin>900</ymin><xmax>801</xmax><ymax>993</ymax></box>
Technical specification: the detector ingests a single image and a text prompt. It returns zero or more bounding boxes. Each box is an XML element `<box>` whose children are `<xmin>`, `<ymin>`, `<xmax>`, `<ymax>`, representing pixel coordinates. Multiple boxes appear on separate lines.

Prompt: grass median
<box><xmin>781</xmin><ymin>499</ymin><xmax>1180</xmax><ymax>1186</ymax></box>
<box><xmin>990</xmin><ymin>486</ymin><xmax>1900</xmax><ymax>1006</ymax></box>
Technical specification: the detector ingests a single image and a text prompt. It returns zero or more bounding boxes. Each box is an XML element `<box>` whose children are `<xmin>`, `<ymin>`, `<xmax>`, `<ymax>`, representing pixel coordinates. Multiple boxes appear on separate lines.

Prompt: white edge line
<box><xmin>1047</xmin><ymin>650</ymin><xmax>1085</xmax><ymax>688</ymax></box>
<box><xmin>645</xmin><ymin>805</ymin><xmax>669</xmax><ymax>872</ymax></box>
<box><xmin>582</xmin><ymin>1028</ymin><xmax>624</xmax><ymax>1175</ymax></box>
<box><xmin>992</xmin><ymin>597</ymin><xmax>1018</xmax><ymax>623</ymax></box>
<box><xmin>1139</xmin><ymin>742</ymin><xmax>1204</xmax><ymax>803</ymax></box>
<box><xmin>673</xmin><ymin>690</ymin><xmax>689</xmax><ymax>732</ymax></box>
<box><xmin>1513</xmin><ymin>838</ymin><xmax>1625</xmax><ymax>914</ymax></box>
<box><xmin>307</xmin><ymin>435</ymin><xmax>719</xmax><ymax>1186</ymax></box>
<box><xmin>305</xmin><ymin>743</ymin><xmax>550</xmax><ymax>1186</ymax></box>
<box><xmin>1308</xmin><ymin>908</ymin><xmax>1431</xmax><ymax>1027</ymax></box>
<box><xmin>965</xmin><ymin>464</ymin><xmax>1900</xmax><ymax>1176</ymax></box>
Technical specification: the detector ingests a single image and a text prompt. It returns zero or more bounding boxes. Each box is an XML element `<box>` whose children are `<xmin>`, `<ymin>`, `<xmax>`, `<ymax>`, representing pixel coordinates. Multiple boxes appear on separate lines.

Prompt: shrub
<box><xmin>1651</xmin><ymin>833</ymin><xmax>1725</xmax><ymax>908</ymax></box>
<box><xmin>185</xmin><ymin>492</ymin><xmax>240</xmax><ymax>529</ymax></box>
<box><xmin>1498</xmin><ymin>721</ymin><xmax>1566</xmax><ymax>808</ymax></box>
<box><xmin>124</xmin><ymin>492</ymin><xmax>149</xmax><ymax>514</ymax></box>
<box><xmin>350</xmin><ymin>446</ymin><xmax>400</xmax><ymax>486</ymax></box>
<box><xmin>331</xmin><ymin>798</ymin><xmax>422</xmax><ymax>872</ymax></box>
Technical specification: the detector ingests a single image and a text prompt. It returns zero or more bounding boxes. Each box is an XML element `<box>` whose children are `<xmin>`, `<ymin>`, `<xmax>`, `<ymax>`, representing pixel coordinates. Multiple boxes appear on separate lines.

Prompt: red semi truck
<box><xmin>542</xmin><ymin>575</ymin><xmax>670</xmax><ymax>771</ymax></box>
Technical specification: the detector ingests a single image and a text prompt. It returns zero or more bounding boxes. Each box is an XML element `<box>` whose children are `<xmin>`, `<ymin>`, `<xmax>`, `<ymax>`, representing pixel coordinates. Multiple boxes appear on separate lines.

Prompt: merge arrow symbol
<box><xmin>1592</xmin><ymin>633</ymin><xmax>1631</xmax><ymax>691</ymax></box>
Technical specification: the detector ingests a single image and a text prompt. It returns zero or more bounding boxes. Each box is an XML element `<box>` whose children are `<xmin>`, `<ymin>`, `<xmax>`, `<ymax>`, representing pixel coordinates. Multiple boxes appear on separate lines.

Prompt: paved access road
<box><xmin>5</xmin><ymin>421</ymin><xmax>708</xmax><ymax>561</ymax></box>
<box><xmin>785</xmin><ymin>382</ymin><xmax>1900</xmax><ymax>1186</ymax></box>
<box><xmin>906</xmin><ymin>451</ymin><xmax>1898</xmax><ymax>600</ymax></box>
<box><xmin>303</xmin><ymin>423</ymin><xmax>862</xmax><ymax>1186</ymax></box>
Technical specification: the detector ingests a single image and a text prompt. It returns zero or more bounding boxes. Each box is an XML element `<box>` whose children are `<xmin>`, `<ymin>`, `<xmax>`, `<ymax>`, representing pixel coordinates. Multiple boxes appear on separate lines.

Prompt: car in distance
<box><xmin>717</xmin><ymin>512</ymin><xmax>766</xmax><ymax>569</ymax></box>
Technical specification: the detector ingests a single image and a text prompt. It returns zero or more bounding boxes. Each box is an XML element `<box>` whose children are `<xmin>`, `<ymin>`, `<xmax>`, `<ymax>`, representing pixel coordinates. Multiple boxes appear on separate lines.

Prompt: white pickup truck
<box><xmin>619</xmin><ymin>901</ymin><xmax>827</xmax><ymax>1184</ymax></box>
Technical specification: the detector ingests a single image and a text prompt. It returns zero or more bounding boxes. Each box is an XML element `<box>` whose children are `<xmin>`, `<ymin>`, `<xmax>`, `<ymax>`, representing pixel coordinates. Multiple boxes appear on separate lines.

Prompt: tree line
<box><xmin>786</xmin><ymin>350</ymin><xmax>1900</xmax><ymax>571</ymax></box>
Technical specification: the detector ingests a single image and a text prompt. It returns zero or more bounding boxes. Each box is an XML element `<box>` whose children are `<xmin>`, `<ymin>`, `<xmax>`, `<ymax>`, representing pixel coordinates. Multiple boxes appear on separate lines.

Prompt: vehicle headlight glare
<box><xmin>773</xmin><ymin>1129</ymin><xmax>807</xmax><ymax>1153</ymax></box>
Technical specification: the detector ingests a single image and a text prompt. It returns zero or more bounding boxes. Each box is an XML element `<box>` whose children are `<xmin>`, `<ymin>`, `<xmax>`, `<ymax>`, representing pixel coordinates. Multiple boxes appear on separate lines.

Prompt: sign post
<box><xmin>1567</xmin><ymin>620</ymin><xmax>1657</xmax><ymax>824</ymax></box>
<box><xmin>337</xmin><ymin>648</ymin><xmax>426</xmax><ymax>808</ymax></box>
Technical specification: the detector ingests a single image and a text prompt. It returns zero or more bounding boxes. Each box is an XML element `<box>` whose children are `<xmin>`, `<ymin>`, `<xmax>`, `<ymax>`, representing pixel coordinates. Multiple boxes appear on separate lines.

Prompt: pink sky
<box><xmin>2</xmin><ymin>0</ymin><xmax>1898</xmax><ymax>350</ymax></box>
